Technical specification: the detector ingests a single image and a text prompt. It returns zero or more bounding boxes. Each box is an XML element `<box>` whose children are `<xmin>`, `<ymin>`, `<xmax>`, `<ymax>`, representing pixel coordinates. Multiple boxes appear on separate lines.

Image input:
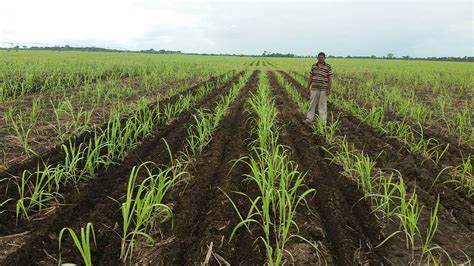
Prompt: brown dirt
<box><xmin>282</xmin><ymin>71</ymin><xmax>473</xmax><ymax>219</ymax></box>
<box><xmin>311</xmin><ymin>71</ymin><xmax>472</xmax><ymax>121</ymax></box>
<box><xmin>0</xmin><ymin>73</ymin><xmax>233</xmax><ymax>179</ymax></box>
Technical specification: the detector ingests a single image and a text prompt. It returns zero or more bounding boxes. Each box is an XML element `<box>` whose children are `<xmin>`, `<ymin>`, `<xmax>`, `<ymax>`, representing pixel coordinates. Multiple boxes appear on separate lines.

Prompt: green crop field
<box><xmin>0</xmin><ymin>51</ymin><xmax>472</xmax><ymax>265</ymax></box>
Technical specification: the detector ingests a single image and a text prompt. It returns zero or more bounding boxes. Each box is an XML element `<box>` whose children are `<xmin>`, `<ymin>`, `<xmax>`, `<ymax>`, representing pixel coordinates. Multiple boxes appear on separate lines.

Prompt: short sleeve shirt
<box><xmin>309</xmin><ymin>62</ymin><xmax>333</xmax><ymax>90</ymax></box>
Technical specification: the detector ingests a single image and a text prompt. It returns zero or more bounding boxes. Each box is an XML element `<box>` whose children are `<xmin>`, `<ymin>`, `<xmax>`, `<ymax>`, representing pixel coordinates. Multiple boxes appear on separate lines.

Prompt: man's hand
<box><xmin>306</xmin><ymin>90</ymin><xmax>311</xmax><ymax>98</ymax></box>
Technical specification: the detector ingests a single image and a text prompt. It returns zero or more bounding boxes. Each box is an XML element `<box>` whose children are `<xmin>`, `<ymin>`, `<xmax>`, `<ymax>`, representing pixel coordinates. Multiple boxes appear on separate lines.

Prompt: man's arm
<box><xmin>307</xmin><ymin>73</ymin><xmax>312</xmax><ymax>93</ymax></box>
<box><xmin>327</xmin><ymin>65</ymin><xmax>333</xmax><ymax>96</ymax></box>
<box><xmin>327</xmin><ymin>75</ymin><xmax>332</xmax><ymax>95</ymax></box>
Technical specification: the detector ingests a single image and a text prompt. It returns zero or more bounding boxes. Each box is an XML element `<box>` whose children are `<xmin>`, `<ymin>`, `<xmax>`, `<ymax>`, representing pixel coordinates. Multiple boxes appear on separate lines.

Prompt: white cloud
<box><xmin>1</xmin><ymin>0</ymin><xmax>202</xmax><ymax>48</ymax></box>
<box><xmin>1</xmin><ymin>0</ymin><xmax>472</xmax><ymax>56</ymax></box>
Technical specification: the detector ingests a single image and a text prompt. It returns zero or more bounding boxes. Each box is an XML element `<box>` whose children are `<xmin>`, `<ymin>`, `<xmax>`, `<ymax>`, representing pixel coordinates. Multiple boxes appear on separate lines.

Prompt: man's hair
<box><xmin>318</xmin><ymin>52</ymin><xmax>326</xmax><ymax>57</ymax></box>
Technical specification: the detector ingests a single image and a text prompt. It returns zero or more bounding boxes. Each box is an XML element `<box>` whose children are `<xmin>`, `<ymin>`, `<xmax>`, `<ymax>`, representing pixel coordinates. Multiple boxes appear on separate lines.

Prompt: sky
<box><xmin>1</xmin><ymin>0</ymin><xmax>472</xmax><ymax>57</ymax></box>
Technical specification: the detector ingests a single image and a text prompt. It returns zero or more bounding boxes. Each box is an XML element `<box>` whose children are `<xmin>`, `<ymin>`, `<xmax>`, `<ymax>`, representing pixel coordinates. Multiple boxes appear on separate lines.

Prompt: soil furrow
<box><xmin>335</xmin><ymin>73</ymin><xmax>473</xmax><ymax>148</ymax></box>
<box><xmin>0</xmin><ymin>75</ymin><xmax>208</xmax><ymax>172</ymax></box>
<box><xmin>332</xmin><ymin>109</ymin><xmax>474</xmax><ymax>258</ymax></box>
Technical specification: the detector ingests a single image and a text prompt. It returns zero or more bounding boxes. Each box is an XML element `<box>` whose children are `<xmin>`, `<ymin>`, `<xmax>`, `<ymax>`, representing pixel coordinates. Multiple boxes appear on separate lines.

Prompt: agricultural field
<box><xmin>0</xmin><ymin>51</ymin><xmax>472</xmax><ymax>265</ymax></box>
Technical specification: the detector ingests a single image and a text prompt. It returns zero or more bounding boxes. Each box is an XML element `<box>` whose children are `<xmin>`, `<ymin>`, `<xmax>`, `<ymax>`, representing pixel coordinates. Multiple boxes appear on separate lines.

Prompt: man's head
<box><xmin>317</xmin><ymin>52</ymin><xmax>326</xmax><ymax>63</ymax></box>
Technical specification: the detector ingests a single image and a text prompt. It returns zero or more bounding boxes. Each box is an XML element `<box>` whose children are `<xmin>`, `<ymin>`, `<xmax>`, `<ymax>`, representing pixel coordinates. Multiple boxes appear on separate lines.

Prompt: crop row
<box><xmin>273</xmin><ymin>58</ymin><xmax>472</xmax><ymax>98</ymax></box>
<box><xmin>274</xmin><ymin>58</ymin><xmax>472</xmax><ymax>145</ymax></box>
<box><xmin>329</xmin><ymin>76</ymin><xmax>473</xmax><ymax>146</ymax></box>
<box><xmin>226</xmin><ymin>72</ymin><xmax>316</xmax><ymax>265</ymax></box>
<box><xmin>119</xmin><ymin>70</ymin><xmax>252</xmax><ymax>263</ymax></box>
<box><xmin>334</xmin><ymin>70</ymin><xmax>473</xmax><ymax>117</ymax></box>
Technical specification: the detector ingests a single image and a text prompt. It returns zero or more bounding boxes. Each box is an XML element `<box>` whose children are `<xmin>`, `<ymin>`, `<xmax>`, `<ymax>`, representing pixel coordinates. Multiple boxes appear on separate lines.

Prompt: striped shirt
<box><xmin>309</xmin><ymin>62</ymin><xmax>333</xmax><ymax>90</ymax></box>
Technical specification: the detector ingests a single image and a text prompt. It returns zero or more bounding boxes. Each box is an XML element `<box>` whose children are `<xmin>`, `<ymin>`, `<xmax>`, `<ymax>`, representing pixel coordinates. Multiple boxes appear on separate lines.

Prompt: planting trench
<box><xmin>1</xmin><ymin>66</ymin><xmax>471</xmax><ymax>265</ymax></box>
<box><xmin>326</xmin><ymin>100</ymin><xmax>474</xmax><ymax>261</ymax></box>
<box><xmin>0</xmin><ymin>71</ymin><xmax>246</xmax><ymax>265</ymax></box>
<box><xmin>337</xmin><ymin>72</ymin><xmax>473</xmax><ymax>148</ymax></box>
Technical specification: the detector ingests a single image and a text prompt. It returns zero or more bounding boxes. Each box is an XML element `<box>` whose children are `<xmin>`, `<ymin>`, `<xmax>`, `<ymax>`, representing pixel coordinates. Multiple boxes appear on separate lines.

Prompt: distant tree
<box><xmin>14</xmin><ymin>45</ymin><xmax>19</xmax><ymax>52</ymax></box>
<box><xmin>370</xmin><ymin>55</ymin><xmax>376</xmax><ymax>58</ymax></box>
<box><xmin>387</xmin><ymin>53</ymin><xmax>394</xmax><ymax>59</ymax></box>
<box><xmin>402</xmin><ymin>55</ymin><xmax>410</xmax><ymax>59</ymax></box>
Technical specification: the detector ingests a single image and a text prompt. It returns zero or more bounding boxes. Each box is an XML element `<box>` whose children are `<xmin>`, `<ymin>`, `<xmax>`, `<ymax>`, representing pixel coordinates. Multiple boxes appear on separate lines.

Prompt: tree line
<box><xmin>1</xmin><ymin>45</ymin><xmax>472</xmax><ymax>62</ymax></box>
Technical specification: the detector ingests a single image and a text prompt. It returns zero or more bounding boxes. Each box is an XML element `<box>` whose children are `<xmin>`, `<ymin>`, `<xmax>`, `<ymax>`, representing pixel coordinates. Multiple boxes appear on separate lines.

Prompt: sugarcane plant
<box><xmin>58</xmin><ymin>222</ymin><xmax>97</xmax><ymax>266</ymax></box>
<box><xmin>3</xmin><ymin>98</ymin><xmax>42</xmax><ymax>156</ymax></box>
<box><xmin>185</xmin><ymin>71</ymin><xmax>251</xmax><ymax>157</ymax></box>
<box><xmin>120</xmin><ymin>160</ymin><xmax>185</xmax><ymax>262</ymax></box>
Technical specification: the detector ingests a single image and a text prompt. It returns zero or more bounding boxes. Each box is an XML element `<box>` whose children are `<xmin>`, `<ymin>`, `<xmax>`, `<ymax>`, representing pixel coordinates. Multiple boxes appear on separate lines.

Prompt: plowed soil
<box><xmin>1</xmin><ymin>67</ymin><xmax>472</xmax><ymax>265</ymax></box>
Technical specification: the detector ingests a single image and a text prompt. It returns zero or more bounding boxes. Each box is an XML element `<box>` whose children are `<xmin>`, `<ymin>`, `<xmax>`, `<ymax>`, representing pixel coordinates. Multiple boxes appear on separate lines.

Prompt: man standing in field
<box><xmin>305</xmin><ymin>52</ymin><xmax>333</xmax><ymax>124</ymax></box>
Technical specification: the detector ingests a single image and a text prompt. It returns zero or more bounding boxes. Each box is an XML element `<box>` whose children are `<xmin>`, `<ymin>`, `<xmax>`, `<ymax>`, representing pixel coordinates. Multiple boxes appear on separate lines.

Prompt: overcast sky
<box><xmin>1</xmin><ymin>0</ymin><xmax>472</xmax><ymax>57</ymax></box>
